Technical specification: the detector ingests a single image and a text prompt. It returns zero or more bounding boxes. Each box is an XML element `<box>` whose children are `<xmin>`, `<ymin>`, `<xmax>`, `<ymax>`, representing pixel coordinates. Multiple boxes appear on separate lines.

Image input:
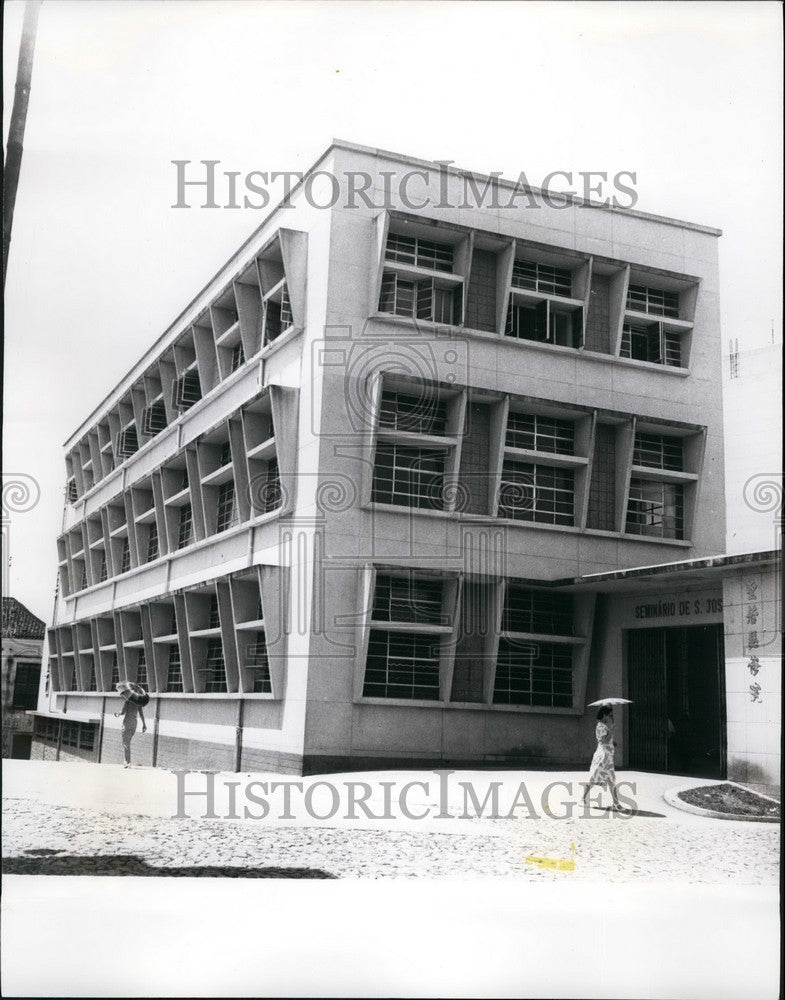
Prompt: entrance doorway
<box><xmin>10</xmin><ymin>733</ymin><xmax>33</xmax><ymax>759</ymax></box>
<box><xmin>626</xmin><ymin>624</ymin><xmax>725</xmax><ymax>777</ymax></box>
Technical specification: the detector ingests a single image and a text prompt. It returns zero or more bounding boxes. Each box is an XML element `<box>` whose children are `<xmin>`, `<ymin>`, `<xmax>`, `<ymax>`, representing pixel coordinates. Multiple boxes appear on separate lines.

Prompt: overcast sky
<box><xmin>3</xmin><ymin>0</ymin><xmax>782</xmax><ymax>621</ymax></box>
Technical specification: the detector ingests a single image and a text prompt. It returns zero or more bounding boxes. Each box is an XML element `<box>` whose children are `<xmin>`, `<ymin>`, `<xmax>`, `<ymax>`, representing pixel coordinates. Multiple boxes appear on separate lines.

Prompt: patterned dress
<box><xmin>587</xmin><ymin>720</ymin><xmax>616</xmax><ymax>788</ymax></box>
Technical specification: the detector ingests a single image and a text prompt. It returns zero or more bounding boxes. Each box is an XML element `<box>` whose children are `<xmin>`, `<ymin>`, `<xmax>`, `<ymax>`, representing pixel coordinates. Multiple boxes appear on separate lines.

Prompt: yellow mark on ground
<box><xmin>524</xmin><ymin>842</ymin><xmax>575</xmax><ymax>872</ymax></box>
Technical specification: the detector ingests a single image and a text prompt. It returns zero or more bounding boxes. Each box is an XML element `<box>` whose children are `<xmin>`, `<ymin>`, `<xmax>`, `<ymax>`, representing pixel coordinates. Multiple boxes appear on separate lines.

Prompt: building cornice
<box><xmin>64</xmin><ymin>138</ymin><xmax>722</xmax><ymax>449</ymax></box>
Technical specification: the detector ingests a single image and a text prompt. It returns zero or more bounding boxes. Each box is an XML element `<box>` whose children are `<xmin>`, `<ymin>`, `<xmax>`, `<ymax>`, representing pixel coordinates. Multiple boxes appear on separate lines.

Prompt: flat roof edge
<box><xmin>555</xmin><ymin>549</ymin><xmax>780</xmax><ymax>588</ymax></box>
<box><xmin>329</xmin><ymin>139</ymin><xmax>723</xmax><ymax>236</ymax></box>
<box><xmin>64</xmin><ymin>137</ymin><xmax>722</xmax><ymax>448</ymax></box>
<box><xmin>64</xmin><ymin>143</ymin><xmax>340</xmax><ymax>449</ymax></box>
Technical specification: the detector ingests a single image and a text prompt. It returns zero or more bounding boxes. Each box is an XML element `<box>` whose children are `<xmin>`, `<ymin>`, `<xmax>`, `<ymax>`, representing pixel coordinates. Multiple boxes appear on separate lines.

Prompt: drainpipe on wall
<box><xmin>235</xmin><ymin>697</ymin><xmax>244</xmax><ymax>772</ymax></box>
<box><xmin>152</xmin><ymin>696</ymin><xmax>161</xmax><ymax>767</ymax></box>
<box><xmin>97</xmin><ymin>696</ymin><xmax>106</xmax><ymax>762</ymax></box>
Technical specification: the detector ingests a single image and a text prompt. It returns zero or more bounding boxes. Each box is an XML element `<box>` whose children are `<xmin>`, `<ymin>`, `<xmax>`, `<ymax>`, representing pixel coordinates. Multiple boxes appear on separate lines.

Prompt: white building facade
<box><xmin>31</xmin><ymin>141</ymin><xmax>778</xmax><ymax>790</ymax></box>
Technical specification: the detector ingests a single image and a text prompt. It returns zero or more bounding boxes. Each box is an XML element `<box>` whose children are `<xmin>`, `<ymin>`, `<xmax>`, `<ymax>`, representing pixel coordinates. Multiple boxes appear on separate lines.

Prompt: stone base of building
<box><xmin>30</xmin><ymin>731</ymin><xmax>303</xmax><ymax>776</ymax></box>
<box><xmin>301</xmin><ymin>754</ymin><xmax>590</xmax><ymax>775</ymax></box>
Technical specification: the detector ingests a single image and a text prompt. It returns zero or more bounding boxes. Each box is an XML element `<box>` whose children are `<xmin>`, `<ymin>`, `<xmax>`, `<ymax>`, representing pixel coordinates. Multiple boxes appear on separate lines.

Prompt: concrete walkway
<box><xmin>2</xmin><ymin>760</ymin><xmax>780</xmax><ymax>883</ymax></box>
<box><xmin>0</xmin><ymin>758</ymin><xmax>756</xmax><ymax>823</ymax></box>
<box><xmin>2</xmin><ymin>760</ymin><xmax>780</xmax><ymax>998</ymax></box>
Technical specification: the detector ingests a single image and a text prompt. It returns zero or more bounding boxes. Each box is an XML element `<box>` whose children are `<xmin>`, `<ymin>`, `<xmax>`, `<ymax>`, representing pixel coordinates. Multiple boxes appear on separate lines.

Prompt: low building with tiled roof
<box><xmin>2</xmin><ymin>597</ymin><xmax>46</xmax><ymax>641</ymax></box>
<box><xmin>2</xmin><ymin>597</ymin><xmax>46</xmax><ymax>758</ymax></box>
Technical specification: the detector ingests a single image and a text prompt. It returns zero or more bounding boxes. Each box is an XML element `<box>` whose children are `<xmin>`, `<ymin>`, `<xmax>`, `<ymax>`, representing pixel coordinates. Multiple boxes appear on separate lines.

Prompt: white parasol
<box><xmin>587</xmin><ymin>698</ymin><xmax>633</xmax><ymax>707</ymax></box>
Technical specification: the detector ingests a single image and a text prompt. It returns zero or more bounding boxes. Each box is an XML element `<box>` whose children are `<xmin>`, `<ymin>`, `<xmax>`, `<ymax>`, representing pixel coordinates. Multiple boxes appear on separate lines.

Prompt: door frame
<box><xmin>10</xmin><ymin>732</ymin><xmax>33</xmax><ymax>759</ymax></box>
<box><xmin>623</xmin><ymin>623</ymin><xmax>727</xmax><ymax>778</ymax></box>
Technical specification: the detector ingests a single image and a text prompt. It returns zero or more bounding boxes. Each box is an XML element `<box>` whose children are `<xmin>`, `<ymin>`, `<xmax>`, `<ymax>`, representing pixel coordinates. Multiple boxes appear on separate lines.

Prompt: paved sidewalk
<box><xmin>2</xmin><ymin>760</ymin><xmax>780</xmax><ymax>883</ymax></box>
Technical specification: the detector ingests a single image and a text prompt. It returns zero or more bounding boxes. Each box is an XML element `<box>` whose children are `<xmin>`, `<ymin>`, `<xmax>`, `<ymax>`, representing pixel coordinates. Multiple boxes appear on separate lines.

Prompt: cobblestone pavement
<box><xmin>3</xmin><ymin>793</ymin><xmax>779</xmax><ymax>883</ymax></box>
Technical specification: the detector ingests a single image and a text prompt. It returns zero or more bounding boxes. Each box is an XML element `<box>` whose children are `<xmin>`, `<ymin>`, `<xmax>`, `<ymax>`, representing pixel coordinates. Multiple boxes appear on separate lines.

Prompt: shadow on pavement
<box><xmin>592</xmin><ymin>806</ymin><xmax>667</xmax><ymax>818</ymax></box>
<box><xmin>4</xmin><ymin>853</ymin><xmax>337</xmax><ymax>878</ymax></box>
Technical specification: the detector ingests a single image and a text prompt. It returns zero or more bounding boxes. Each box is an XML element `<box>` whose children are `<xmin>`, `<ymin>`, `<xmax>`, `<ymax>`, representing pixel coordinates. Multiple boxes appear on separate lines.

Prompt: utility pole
<box><xmin>3</xmin><ymin>0</ymin><xmax>43</xmax><ymax>289</ymax></box>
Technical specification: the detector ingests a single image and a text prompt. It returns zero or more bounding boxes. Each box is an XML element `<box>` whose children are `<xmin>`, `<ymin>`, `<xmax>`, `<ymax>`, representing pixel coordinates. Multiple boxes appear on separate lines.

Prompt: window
<box><xmin>120</xmin><ymin>538</ymin><xmax>131</xmax><ymax>573</ymax></box>
<box><xmin>372</xmin><ymin>443</ymin><xmax>447</xmax><ymax>510</ymax></box>
<box><xmin>55</xmin><ymin>719</ymin><xmax>97</xmax><ymax>751</ymax></box>
<box><xmin>506</xmin><ymin>413</ymin><xmax>574</xmax><ymax>455</ymax></box>
<box><xmin>621</xmin><ymin>323</ymin><xmax>681</xmax><ymax>367</ymax></box>
<box><xmin>633</xmin><ymin>433</ymin><xmax>683</xmax><ymax>471</ymax></box>
<box><xmin>36</xmin><ymin>717</ymin><xmax>60</xmax><ymax>744</ymax></box>
<box><xmin>62</xmin><ymin>721</ymin><xmax>80</xmax><ymax>747</ymax></box>
<box><xmin>506</xmin><ymin>300</ymin><xmax>581</xmax><ymax>347</ymax></box>
<box><xmin>86</xmin><ymin>660</ymin><xmax>97</xmax><ymax>691</ymax></box>
<box><xmin>363</xmin><ymin>631</ymin><xmax>440</xmax><ymax>700</ymax></box>
<box><xmin>79</xmin><ymin>564</ymin><xmax>88</xmax><ymax>590</ymax></box>
<box><xmin>243</xmin><ymin>632</ymin><xmax>272</xmax><ymax>693</ymax></box>
<box><xmin>627</xmin><ymin>284</ymin><xmax>679</xmax><ymax>318</ymax></box>
<box><xmin>385</xmin><ymin>232</ymin><xmax>454</xmax><ymax>272</ymax></box>
<box><xmin>147</xmin><ymin>523</ymin><xmax>159</xmax><ymax>562</ymax></box>
<box><xmin>82</xmin><ymin>454</ymin><xmax>94</xmax><ymax>490</ymax></box>
<box><xmin>259</xmin><ymin>458</ymin><xmax>282</xmax><ymax>512</ymax></box>
<box><xmin>208</xmin><ymin>595</ymin><xmax>221</xmax><ymax>630</ymax></box>
<box><xmin>363</xmin><ymin>571</ymin><xmax>446</xmax><ymax>701</ymax></box>
<box><xmin>178</xmin><ymin>504</ymin><xmax>193</xmax><ymax>549</ymax></box>
<box><xmin>12</xmin><ymin>662</ymin><xmax>40</xmax><ymax>710</ymax></box>
<box><xmin>166</xmin><ymin>645</ymin><xmax>183</xmax><ymax>693</ymax></box>
<box><xmin>378</xmin><ymin>390</ymin><xmax>447</xmax><ymax>436</ymax></box>
<box><xmin>136</xmin><ymin>650</ymin><xmax>148</xmax><ymax>687</ymax></box>
<box><xmin>203</xmin><ymin>638</ymin><xmax>227</xmax><ymax>692</ymax></box>
<box><xmin>219</xmin><ymin>441</ymin><xmax>232</xmax><ymax>468</ymax></box>
<box><xmin>626</xmin><ymin>479</ymin><xmax>684</xmax><ymax>539</ymax></box>
<box><xmin>66</xmin><ymin>478</ymin><xmax>78</xmax><ymax>503</ymax></box>
<box><xmin>498</xmin><ymin>461</ymin><xmax>574</xmax><ymax>525</ymax></box>
<box><xmin>142</xmin><ymin>399</ymin><xmax>167</xmax><ymax>436</ymax></box>
<box><xmin>512</xmin><ymin>259</ymin><xmax>572</xmax><ymax>297</ymax></box>
<box><xmin>99</xmin><ymin>552</ymin><xmax>108</xmax><ymax>581</ymax></box>
<box><xmin>231</xmin><ymin>342</ymin><xmax>245</xmax><ymax>372</ymax></box>
<box><xmin>216</xmin><ymin>481</ymin><xmax>239</xmax><ymax>532</ymax></box>
<box><xmin>502</xmin><ymin>586</ymin><xmax>574</xmax><ymax>636</ymax></box>
<box><xmin>110</xmin><ymin>653</ymin><xmax>120</xmax><ymax>688</ymax></box>
<box><xmin>79</xmin><ymin>724</ymin><xmax>96</xmax><ymax>751</ymax></box>
<box><xmin>172</xmin><ymin>369</ymin><xmax>202</xmax><ymax>410</ymax></box>
<box><xmin>64</xmin><ymin>663</ymin><xmax>77</xmax><ymax>691</ymax></box>
<box><xmin>264</xmin><ymin>283</ymin><xmax>292</xmax><ymax>343</ymax></box>
<box><xmin>116</xmin><ymin>425</ymin><xmax>139</xmax><ymax>459</ymax></box>
<box><xmin>373</xmin><ymin>574</ymin><xmax>445</xmax><ymax>624</ymax></box>
<box><xmin>493</xmin><ymin>639</ymin><xmax>573</xmax><ymax>707</ymax></box>
<box><xmin>379</xmin><ymin>271</ymin><xmax>415</xmax><ymax>316</ymax></box>
<box><xmin>379</xmin><ymin>272</ymin><xmax>461</xmax><ymax>325</ymax></box>
<box><xmin>280</xmin><ymin>284</ymin><xmax>292</xmax><ymax>329</ymax></box>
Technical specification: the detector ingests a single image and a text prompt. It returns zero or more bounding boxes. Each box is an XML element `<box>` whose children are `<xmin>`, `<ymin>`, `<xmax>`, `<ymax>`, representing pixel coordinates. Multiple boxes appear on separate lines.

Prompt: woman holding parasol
<box><xmin>581</xmin><ymin>697</ymin><xmax>632</xmax><ymax>811</ymax></box>
<box><xmin>114</xmin><ymin>682</ymin><xmax>149</xmax><ymax>767</ymax></box>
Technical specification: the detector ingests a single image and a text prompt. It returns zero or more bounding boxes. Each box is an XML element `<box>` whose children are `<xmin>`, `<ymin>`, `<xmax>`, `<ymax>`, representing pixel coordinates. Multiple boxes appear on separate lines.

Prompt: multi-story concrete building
<box><xmin>31</xmin><ymin>140</ymin><xmax>777</xmax><ymax>787</ymax></box>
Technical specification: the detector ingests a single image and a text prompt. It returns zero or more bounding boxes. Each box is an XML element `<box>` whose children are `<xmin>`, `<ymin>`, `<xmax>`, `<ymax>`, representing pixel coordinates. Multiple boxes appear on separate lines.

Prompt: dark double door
<box><xmin>626</xmin><ymin>624</ymin><xmax>725</xmax><ymax>778</ymax></box>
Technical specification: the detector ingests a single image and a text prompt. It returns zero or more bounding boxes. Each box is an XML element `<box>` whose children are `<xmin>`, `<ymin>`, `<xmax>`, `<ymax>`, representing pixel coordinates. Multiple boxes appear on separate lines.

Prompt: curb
<box><xmin>663</xmin><ymin>782</ymin><xmax>781</xmax><ymax>823</ymax></box>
